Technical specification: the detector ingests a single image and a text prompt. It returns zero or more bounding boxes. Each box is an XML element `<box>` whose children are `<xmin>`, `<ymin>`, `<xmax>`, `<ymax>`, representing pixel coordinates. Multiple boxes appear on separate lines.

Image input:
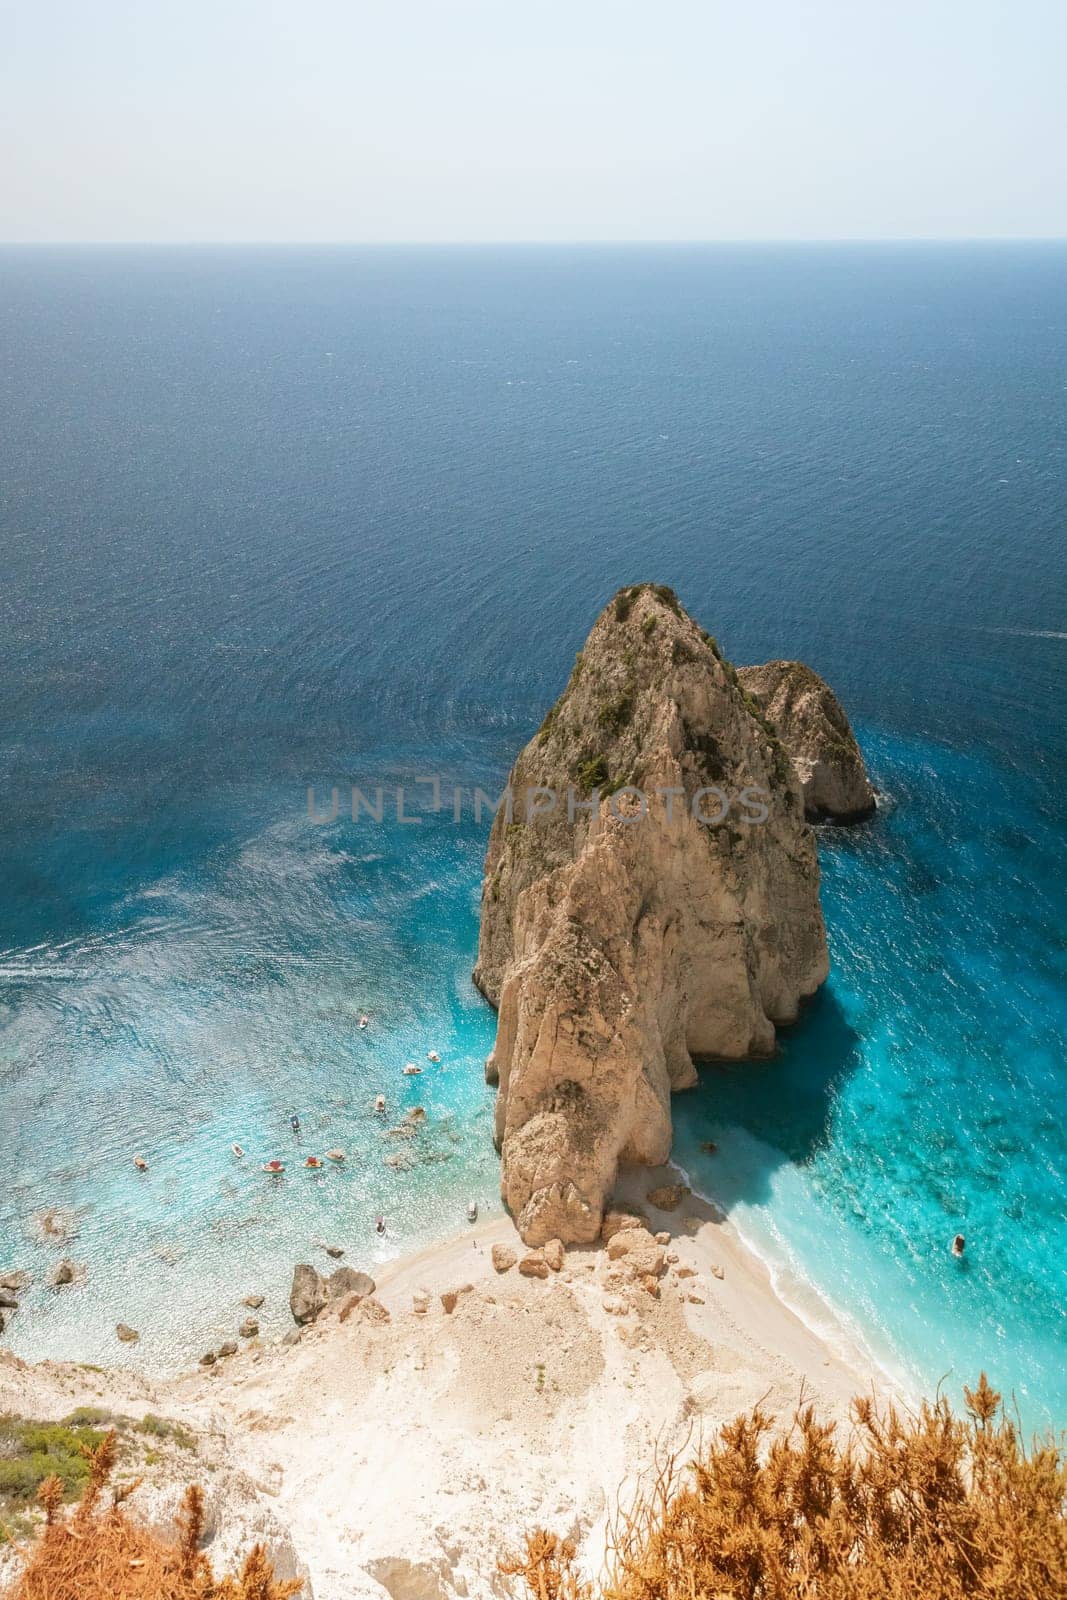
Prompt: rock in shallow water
<box><xmin>475</xmin><ymin>584</ymin><xmax>831</xmax><ymax>1244</ymax></box>
<box><xmin>737</xmin><ymin>660</ymin><xmax>875</xmax><ymax>821</ymax></box>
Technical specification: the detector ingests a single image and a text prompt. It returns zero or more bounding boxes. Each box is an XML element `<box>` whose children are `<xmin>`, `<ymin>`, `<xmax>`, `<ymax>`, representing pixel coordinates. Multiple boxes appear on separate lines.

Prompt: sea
<box><xmin>0</xmin><ymin>243</ymin><xmax>1064</xmax><ymax>1428</ymax></box>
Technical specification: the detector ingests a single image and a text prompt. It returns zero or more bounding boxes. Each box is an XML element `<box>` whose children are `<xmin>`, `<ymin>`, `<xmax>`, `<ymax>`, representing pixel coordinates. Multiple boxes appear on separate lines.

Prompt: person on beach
<box><xmin>952</xmin><ymin>1233</ymin><xmax>966</xmax><ymax>1257</ymax></box>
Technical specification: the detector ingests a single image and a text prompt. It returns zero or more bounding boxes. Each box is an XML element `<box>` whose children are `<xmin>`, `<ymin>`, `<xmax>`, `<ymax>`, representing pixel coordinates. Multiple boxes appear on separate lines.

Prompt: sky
<box><xmin>1</xmin><ymin>0</ymin><xmax>1064</xmax><ymax>243</ymax></box>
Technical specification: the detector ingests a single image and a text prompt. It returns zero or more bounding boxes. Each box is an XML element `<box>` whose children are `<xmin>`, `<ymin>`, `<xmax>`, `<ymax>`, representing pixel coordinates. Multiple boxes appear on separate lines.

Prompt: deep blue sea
<box><xmin>0</xmin><ymin>245</ymin><xmax>1064</xmax><ymax>1425</ymax></box>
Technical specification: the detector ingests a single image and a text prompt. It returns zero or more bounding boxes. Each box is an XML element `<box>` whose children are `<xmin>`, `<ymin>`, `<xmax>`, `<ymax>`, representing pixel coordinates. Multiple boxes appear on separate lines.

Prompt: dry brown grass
<box><xmin>502</xmin><ymin>1376</ymin><xmax>1067</xmax><ymax>1600</ymax></box>
<box><xmin>5</xmin><ymin>1430</ymin><xmax>302</xmax><ymax>1600</ymax></box>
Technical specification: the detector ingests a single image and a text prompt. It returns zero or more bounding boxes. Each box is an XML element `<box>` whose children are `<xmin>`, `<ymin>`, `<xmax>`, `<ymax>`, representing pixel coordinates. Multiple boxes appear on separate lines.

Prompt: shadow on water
<box><xmin>675</xmin><ymin>985</ymin><xmax>864</xmax><ymax>1208</ymax></box>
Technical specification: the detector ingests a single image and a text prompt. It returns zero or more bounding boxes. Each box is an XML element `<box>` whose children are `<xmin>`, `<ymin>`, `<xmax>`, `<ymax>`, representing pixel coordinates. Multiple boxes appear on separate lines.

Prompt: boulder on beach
<box><xmin>542</xmin><ymin>1238</ymin><xmax>565</xmax><ymax>1272</ymax></box>
<box><xmin>646</xmin><ymin>1183</ymin><xmax>689</xmax><ymax>1212</ymax></box>
<box><xmin>491</xmin><ymin>1243</ymin><xmax>517</xmax><ymax>1274</ymax></box>
<box><xmin>601</xmin><ymin>1209</ymin><xmax>649</xmax><ymax>1242</ymax></box>
<box><xmin>289</xmin><ymin>1263</ymin><xmax>327</xmax><ymax>1325</ymax></box>
<box><xmin>328</xmin><ymin>1267</ymin><xmax>376</xmax><ymax>1301</ymax></box>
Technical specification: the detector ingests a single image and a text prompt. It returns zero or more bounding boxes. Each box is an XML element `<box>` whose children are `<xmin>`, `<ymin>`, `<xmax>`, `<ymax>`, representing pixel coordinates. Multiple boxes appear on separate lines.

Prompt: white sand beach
<box><xmin>0</xmin><ymin>1171</ymin><xmax>898</xmax><ymax>1600</ymax></box>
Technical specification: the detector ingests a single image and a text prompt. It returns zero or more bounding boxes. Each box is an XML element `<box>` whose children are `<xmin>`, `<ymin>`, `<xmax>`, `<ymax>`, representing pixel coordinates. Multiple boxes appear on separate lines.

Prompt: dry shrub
<box><xmin>504</xmin><ymin>1376</ymin><xmax>1067</xmax><ymax>1600</ymax></box>
<box><xmin>6</xmin><ymin>1430</ymin><xmax>302</xmax><ymax>1600</ymax></box>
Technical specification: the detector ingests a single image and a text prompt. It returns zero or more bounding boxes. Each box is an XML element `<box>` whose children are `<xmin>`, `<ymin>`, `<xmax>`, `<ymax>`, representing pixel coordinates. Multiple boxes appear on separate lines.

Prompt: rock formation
<box><xmin>290</xmin><ymin>1263</ymin><xmax>327</xmax><ymax>1325</ymax></box>
<box><xmin>737</xmin><ymin>660</ymin><xmax>875</xmax><ymax>821</ymax></box>
<box><xmin>474</xmin><ymin>584</ymin><xmax>831</xmax><ymax>1245</ymax></box>
<box><xmin>290</xmin><ymin>1262</ymin><xmax>377</xmax><ymax>1326</ymax></box>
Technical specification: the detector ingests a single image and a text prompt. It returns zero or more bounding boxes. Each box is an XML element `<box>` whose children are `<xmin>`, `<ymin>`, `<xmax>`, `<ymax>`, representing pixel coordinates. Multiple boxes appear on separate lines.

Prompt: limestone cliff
<box><xmin>737</xmin><ymin>661</ymin><xmax>875</xmax><ymax>822</ymax></box>
<box><xmin>474</xmin><ymin>584</ymin><xmax>830</xmax><ymax>1245</ymax></box>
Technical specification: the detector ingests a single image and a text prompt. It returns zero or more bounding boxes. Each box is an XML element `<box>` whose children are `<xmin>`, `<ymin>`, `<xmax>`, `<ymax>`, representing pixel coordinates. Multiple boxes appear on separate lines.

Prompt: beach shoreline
<box><xmin>0</xmin><ymin>1167</ymin><xmax>904</xmax><ymax>1600</ymax></box>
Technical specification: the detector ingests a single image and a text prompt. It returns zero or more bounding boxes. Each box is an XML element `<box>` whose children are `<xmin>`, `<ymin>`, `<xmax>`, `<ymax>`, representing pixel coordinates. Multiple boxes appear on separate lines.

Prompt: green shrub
<box><xmin>573</xmin><ymin>754</ymin><xmax>610</xmax><ymax>794</ymax></box>
<box><xmin>137</xmin><ymin>1414</ymin><xmax>197</xmax><ymax>1453</ymax></box>
<box><xmin>0</xmin><ymin>1416</ymin><xmax>108</xmax><ymax>1507</ymax></box>
<box><xmin>650</xmin><ymin>584</ymin><xmax>681</xmax><ymax>615</ymax></box>
<box><xmin>597</xmin><ymin>688</ymin><xmax>634</xmax><ymax>735</ymax></box>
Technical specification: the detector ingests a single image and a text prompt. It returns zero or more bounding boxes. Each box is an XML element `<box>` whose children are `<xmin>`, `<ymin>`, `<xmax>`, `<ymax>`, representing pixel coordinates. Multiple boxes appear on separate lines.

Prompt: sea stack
<box><xmin>737</xmin><ymin>661</ymin><xmax>876</xmax><ymax>821</ymax></box>
<box><xmin>474</xmin><ymin>584</ymin><xmax>830</xmax><ymax>1245</ymax></box>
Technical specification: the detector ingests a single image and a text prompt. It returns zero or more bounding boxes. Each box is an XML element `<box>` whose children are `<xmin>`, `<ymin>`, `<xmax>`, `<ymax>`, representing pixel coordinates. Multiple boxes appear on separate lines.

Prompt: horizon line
<box><xmin>2</xmin><ymin>235</ymin><xmax>1067</xmax><ymax>249</ymax></box>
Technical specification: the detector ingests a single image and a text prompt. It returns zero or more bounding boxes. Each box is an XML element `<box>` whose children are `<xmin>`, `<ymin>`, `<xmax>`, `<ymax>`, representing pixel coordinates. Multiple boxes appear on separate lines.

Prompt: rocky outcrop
<box><xmin>290</xmin><ymin>1264</ymin><xmax>327</xmax><ymax>1325</ymax></box>
<box><xmin>327</xmin><ymin>1267</ymin><xmax>376</xmax><ymax>1301</ymax></box>
<box><xmin>737</xmin><ymin>661</ymin><xmax>875</xmax><ymax>821</ymax></box>
<box><xmin>474</xmin><ymin>584</ymin><xmax>830</xmax><ymax>1245</ymax></box>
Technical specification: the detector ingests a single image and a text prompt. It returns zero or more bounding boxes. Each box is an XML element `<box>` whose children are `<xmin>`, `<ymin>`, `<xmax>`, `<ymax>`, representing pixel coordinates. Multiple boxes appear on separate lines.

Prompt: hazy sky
<box><xmin>2</xmin><ymin>0</ymin><xmax>1064</xmax><ymax>242</ymax></box>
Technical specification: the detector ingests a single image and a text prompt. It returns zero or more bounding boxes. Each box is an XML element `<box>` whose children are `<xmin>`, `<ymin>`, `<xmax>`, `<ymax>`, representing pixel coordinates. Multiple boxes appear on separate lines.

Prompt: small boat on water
<box><xmin>374</xmin><ymin>1094</ymin><xmax>386</xmax><ymax>1113</ymax></box>
<box><xmin>466</xmin><ymin>1200</ymin><xmax>478</xmax><ymax>1223</ymax></box>
<box><xmin>359</xmin><ymin>1014</ymin><xmax>369</xmax><ymax>1029</ymax></box>
<box><xmin>133</xmin><ymin>1156</ymin><xmax>148</xmax><ymax>1172</ymax></box>
<box><xmin>231</xmin><ymin>1143</ymin><xmax>245</xmax><ymax>1158</ymax></box>
<box><xmin>263</xmin><ymin>1159</ymin><xmax>285</xmax><ymax>1174</ymax></box>
<box><xmin>427</xmin><ymin>1050</ymin><xmax>441</xmax><ymax>1063</ymax></box>
<box><xmin>403</xmin><ymin>1063</ymin><xmax>422</xmax><ymax>1076</ymax></box>
<box><xmin>326</xmin><ymin>1148</ymin><xmax>345</xmax><ymax>1162</ymax></box>
<box><xmin>304</xmin><ymin>1156</ymin><xmax>323</xmax><ymax>1169</ymax></box>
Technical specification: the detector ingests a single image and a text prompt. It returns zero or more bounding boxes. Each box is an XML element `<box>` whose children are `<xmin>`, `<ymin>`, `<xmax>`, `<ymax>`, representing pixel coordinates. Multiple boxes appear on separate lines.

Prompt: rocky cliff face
<box><xmin>737</xmin><ymin>661</ymin><xmax>875</xmax><ymax>822</ymax></box>
<box><xmin>474</xmin><ymin>585</ymin><xmax>830</xmax><ymax>1245</ymax></box>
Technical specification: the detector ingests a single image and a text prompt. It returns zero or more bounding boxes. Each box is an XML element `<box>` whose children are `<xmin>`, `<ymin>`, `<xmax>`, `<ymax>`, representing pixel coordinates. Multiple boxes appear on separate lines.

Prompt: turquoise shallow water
<box><xmin>0</xmin><ymin>763</ymin><xmax>504</xmax><ymax>1365</ymax></box>
<box><xmin>0</xmin><ymin>245</ymin><xmax>1063</xmax><ymax>1424</ymax></box>
<box><xmin>675</xmin><ymin>728</ymin><xmax>1067</xmax><ymax>1426</ymax></box>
